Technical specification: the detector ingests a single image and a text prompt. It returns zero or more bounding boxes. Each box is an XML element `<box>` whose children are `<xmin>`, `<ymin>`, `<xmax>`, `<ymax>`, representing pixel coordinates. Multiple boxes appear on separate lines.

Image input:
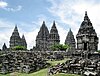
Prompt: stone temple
<box><xmin>35</xmin><ymin>11</ymin><xmax>99</xmax><ymax>52</ymax></box>
<box><xmin>2</xmin><ymin>43</ymin><xmax>7</xmax><ymax>51</ymax></box>
<box><xmin>9</xmin><ymin>25</ymin><xmax>27</xmax><ymax>49</ymax></box>
<box><xmin>65</xmin><ymin>29</ymin><xmax>76</xmax><ymax>51</ymax></box>
<box><xmin>48</xmin><ymin>21</ymin><xmax>60</xmax><ymax>49</ymax></box>
<box><xmin>3</xmin><ymin>11</ymin><xmax>98</xmax><ymax>52</ymax></box>
<box><xmin>76</xmin><ymin>11</ymin><xmax>98</xmax><ymax>52</ymax></box>
<box><xmin>0</xmin><ymin>11</ymin><xmax>100</xmax><ymax>76</ymax></box>
<box><xmin>36</xmin><ymin>21</ymin><xmax>60</xmax><ymax>51</ymax></box>
<box><xmin>36</xmin><ymin>21</ymin><xmax>49</xmax><ymax>51</ymax></box>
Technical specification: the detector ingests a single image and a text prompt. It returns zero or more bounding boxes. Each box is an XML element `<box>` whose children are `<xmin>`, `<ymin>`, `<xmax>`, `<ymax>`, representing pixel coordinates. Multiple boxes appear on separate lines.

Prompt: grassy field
<box><xmin>0</xmin><ymin>58</ymin><xmax>80</xmax><ymax>76</ymax></box>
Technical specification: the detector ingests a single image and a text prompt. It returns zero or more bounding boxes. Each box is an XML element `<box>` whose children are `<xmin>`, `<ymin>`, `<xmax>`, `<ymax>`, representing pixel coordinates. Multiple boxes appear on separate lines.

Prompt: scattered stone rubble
<box><xmin>48</xmin><ymin>57</ymin><xmax>100</xmax><ymax>76</ymax></box>
<box><xmin>0</xmin><ymin>51</ymin><xmax>65</xmax><ymax>74</ymax></box>
<box><xmin>0</xmin><ymin>51</ymin><xmax>50</xmax><ymax>74</ymax></box>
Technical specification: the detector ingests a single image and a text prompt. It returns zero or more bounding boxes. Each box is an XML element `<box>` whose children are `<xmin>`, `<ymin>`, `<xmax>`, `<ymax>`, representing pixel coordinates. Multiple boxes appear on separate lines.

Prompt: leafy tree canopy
<box><xmin>50</xmin><ymin>44</ymin><xmax>70</xmax><ymax>51</ymax></box>
<box><xmin>96</xmin><ymin>50</ymin><xmax>100</xmax><ymax>53</ymax></box>
<box><xmin>12</xmin><ymin>46</ymin><xmax>26</xmax><ymax>50</ymax></box>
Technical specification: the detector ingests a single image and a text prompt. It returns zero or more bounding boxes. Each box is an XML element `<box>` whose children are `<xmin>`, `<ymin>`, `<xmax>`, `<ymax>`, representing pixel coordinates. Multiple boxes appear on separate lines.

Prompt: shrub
<box><xmin>12</xmin><ymin>46</ymin><xmax>26</xmax><ymax>50</ymax></box>
<box><xmin>50</xmin><ymin>44</ymin><xmax>70</xmax><ymax>51</ymax></box>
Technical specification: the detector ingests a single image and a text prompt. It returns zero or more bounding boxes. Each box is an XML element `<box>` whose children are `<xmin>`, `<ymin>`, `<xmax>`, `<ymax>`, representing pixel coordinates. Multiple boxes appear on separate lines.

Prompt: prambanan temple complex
<box><xmin>2</xmin><ymin>11</ymin><xmax>98</xmax><ymax>53</ymax></box>
<box><xmin>0</xmin><ymin>11</ymin><xmax>100</xmax><ymax>76</ymax></box>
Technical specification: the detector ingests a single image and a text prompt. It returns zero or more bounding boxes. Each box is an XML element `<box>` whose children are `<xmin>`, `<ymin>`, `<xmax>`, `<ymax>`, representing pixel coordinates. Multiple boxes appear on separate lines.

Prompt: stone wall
<box><xmin>0</xmin><ymin>50</ymin><xmax>65</xmax><ymax>74</ymax></box>
<box><xmin>0</xmin><ymin>51</ymin><xmax>50</xmax><ymax>74</ymax></box>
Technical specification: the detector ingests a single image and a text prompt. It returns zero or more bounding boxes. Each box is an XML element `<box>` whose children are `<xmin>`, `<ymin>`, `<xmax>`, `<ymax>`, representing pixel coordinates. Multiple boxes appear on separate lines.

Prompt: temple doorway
<box><xmin>84</xmin><ymin>43</ymin><xmax>87</xmax><ymax>50</ymax></box>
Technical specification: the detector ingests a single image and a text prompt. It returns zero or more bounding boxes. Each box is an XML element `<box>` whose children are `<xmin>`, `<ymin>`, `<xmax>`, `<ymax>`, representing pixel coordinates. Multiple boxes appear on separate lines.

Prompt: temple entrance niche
<box><xmin>84</xmin><ymin>42</ymin><xmax>87</xmax><ymax>50</ymax></box>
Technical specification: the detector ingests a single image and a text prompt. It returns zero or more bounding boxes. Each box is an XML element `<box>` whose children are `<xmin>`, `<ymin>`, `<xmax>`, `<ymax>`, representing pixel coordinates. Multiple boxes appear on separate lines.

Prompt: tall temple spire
<box><xmin>43</xmin><ymin>21</ymin><xmax>45</xmax><ymax>24</ymax></box>
<box><xmin>22</xmin><ymin>34</ymin><xmax>25</xmax><ymax>39</ymax></box>
<box><xmin>50</xmin><ymin>21</ymin><xmax>58</xmax><ymax>34</ymax></box>
<box><xmin>37</xmin><ymin>21</ymin><xmax>49</xmax><ymax>38</ymax></box>
<box><xmin>36</xmin><ymin>21</ymin><xmax>49</xmax><ymax>51</ymax></box>
<box><xmin>12</xmin><ymin>25</ymin><xmax>20</xmax><ymax>37</ymax></box>
<box><xmin>65</xmin><ymin>29</ymin><xmax>76</xmax><ymax>51</ymax></box>
<box><xmin>21</xmin><ymin>34</ymin><xmax>27</xmax><ymax>49</ymax></box>
<box><xmin>9</xmin><ymin>25</ymin><xmax>22</xmax><ymax>49</ymax></box>
<box><xmin>52</xmin><ymin>21</ymin><xmax>56</xmax><ymax>29</ymax></box>
<box><xmin>48</xmin><ymin>21</ymin><xmax>60</xmax><ymax>49</ymax></box>
<box><xmin>85</xmin><ymin>11</ymin><xmax>87</xmax><ymax>16</ymax></box>
<box><xmin>84</xmin><ymin>11</ymin><xmax>90</xmax><ymax>22</ymax></box>
<box><xmin>77</xmin><ymin>11</ymin><xmax>96</xmax><ymax>35</ymax></box>
<box><xmin>76</xmin><ymin>11</ymin><xmax>98</xmax><ymax>52</ymax></box>
<box><xmin>2</xmin><ymin>43</ymin><xmax>7</xmax><ymax>51</ymax></box>
<box><xmin>40</xmin><ymin>21</ymin><xmax>46</xmax><ymax>29</ymax></box>
<box><xmin>14</xmin><ymin>25</ymin><xmax>18</xmax><ymax>32</ymax></box>
<box><xmin>10</xmin><ymin>26</ymin><xmax>27</xmax><ymax>49</ymax></box>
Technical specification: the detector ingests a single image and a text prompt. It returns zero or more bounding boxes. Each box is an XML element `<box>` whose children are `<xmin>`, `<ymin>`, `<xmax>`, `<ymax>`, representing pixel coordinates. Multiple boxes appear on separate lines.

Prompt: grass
<box><xmin>0</xmin><ymin>58</ymin><xmax>80</xmax><ymax>76</ymax></box>
<box><xmin>47</xmin><ymin>58</ymin><xmax>69</xmax><ymax>66</ymax></box>
<box><xmin>53</xmin><ymin>73</ymin><xmax>80</xmax><ymax>76</ymax></box>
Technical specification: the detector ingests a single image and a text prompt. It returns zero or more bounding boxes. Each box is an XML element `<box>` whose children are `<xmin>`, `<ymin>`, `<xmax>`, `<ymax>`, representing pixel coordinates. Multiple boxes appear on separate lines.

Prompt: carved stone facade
<box><xmin>48</xmin><ymin>21</ymin><xmax>60</xmax><ymax>48</ymax></box>
<box><xmin>9</xmin><ymin>26</ymin><xmax>27</xmax><ymax>49</ymax></box>
<box><xmin>36</xmin><ymin>21</ymin><xmax>60</xmax><ymax>51</ymax></box>
<box><xmin>65</xmin><ymin>29</ymin><xmax>76</xmax><ymax>51</ymax></box>
<box><xmin>3</xmin><ymin>11</ymin><xmax>99</xmax><ymax>52</ymax></box>
<box><xmin>36</xmin><ymin>21</ymin><xmax>49</xmax><ymax>51</ymax></box>
<box><xmin>76</xmin><ymin>11</ymin><xmax>98</xmax><ymax>52</ymax></box>
<box><xmin>21</xmin><ymin>35</ymin><xmax>27</xmax><ymax>49</ymax></box>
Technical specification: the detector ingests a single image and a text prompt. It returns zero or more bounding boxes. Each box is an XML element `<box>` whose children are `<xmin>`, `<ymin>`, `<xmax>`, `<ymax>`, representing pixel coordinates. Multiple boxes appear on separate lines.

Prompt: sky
<box><xmin>0</xmin><ymin>0</ymin><xmax>100</xmax><ymax>50</ymax></box>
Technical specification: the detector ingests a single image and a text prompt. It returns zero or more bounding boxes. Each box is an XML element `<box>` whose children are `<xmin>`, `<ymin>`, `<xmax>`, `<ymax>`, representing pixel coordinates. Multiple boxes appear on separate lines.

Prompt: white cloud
<box><xmin>0</xmin><ymin>14</ymin><xmax>51</xmax><ymax>50</ymax></box>
<box><xmin>24</xmin><ymin>29</ymin><xmax>39</xmax><ymax>49</ymax></box>
<box><xmin>0</xmin><ymin>1</ymin><xmax>8</xmax><ymax>8</ymax></box>
<box><xmin>47</xmin><ymin>0</ymin><xmax>100</xmax><ymax>50</ymax></box>
<box><xmin>0</xmin><ymin>19</ymin><xmax>15</xmax><ymax>49</ymax></box>
<box><xmin>32</xmin><ymin>14</ymin><xmax>48</xmax><ymax>27</ymax></box>
<box><xmin>0</xmin><ymin>19</ymin><xmax>39</xmax><ymax>50</ymax></box>
<box><xmin>3</xmin><ymin>5</ymin><xmax>22</xmax><ymax>12</ymax></box>
<box><xmin>56</xmin><ymin>24</ymin><xmax>68</xmax><ymax>44</ymax></box>
<box><xmin>0</xmin><ymin>1</ymin><xmax>22</xmax><ymax>12</ymax></box>
<box><xmin>1</xmin><ymin>0</ymin><xmax>100</xmax><ymax>50</ymax></box>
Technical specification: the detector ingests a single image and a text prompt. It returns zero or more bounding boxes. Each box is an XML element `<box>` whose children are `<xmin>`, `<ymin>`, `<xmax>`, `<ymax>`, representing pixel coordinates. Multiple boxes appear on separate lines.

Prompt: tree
<box><xmin>12</xmin><ymin>46</ymin><xmax>26</xmax><ymax>50</ymax></box>
<box><xmin>50</xmin><ymin>44</ymin><xmax>59</xmax><ymax>51</ymax></box>
<box><xmin>50</xmin><ymin>44</ymin><xmax>70</xmax><ymax>51</ymax></box>
<box><xmin>58</xmin><ymin>44</ymin><xmax>70</xmax><ymax>51</ymax></box>
<box><xmin>96</xmin><ymin>50</ymin><xmax>100</xmax><ymax>53</ymax></box>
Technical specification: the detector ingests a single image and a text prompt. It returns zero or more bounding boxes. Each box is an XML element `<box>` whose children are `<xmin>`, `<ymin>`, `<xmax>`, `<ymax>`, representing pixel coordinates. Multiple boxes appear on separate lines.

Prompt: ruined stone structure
<box><xmin>2</xmin><ymin>11</ymin><xmax>99</xmax><ymax>52</ymax></box>
<box><xmin>76</xmin><ymin>11</ymin><xmax>98</xmax><ymax>52</ymax></box>
<box><xmin>0</xmin><ymin>11</ymin><xmax>100</xmax><ymax>75</ymax></box>
<box><xmin>9</xmin><ymin>26</ymin><xmax>27</xmax><ymax>49</ymax></box>
<box><xmin>65</xmin><ymin>29</ymin><xmax>76</xmax><ymax>51</ymax></box>
<box><xmin>36</xmin><ymin>21</ymin><xmax>49</xmax><ymax>51</ymax></box>
<box><xmin>36</xmin><ymin>11</ymin><xmax>98</xmax><ymax>52</ymax></box>
<box><xmin>36</xmin><ymin>21</ymin><xmax>60</xmax><ymax>51</ymax></box>
<box><xmin>0</xmin><ymin>51</ymin><xmax>49</xmax><ymax>74</ymax></box>
<box><xmin>2</xmin><ymin>43</ymin><xmax>7</xmax><ymax>51</ymax></box>
<box><xmin>48</xmin><ymin>21</ymin><xmax>60</xmax><ymax>48</ymax></box>
<box><xmin>21</xmin><ymin>35</ymin><xmax>27</xmax><ymax>49</ymax></box>
<box><xmin>48</xmin><ymin>57</ymin><xmax>100</xmax><ymax>76</ymax></box>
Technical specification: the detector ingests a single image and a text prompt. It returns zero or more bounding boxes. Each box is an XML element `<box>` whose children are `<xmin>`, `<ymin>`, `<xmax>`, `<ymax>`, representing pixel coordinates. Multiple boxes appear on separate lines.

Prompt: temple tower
<box><xmin>9</xmin><ymin>25</ymin><xmax>21</xmax><ymax>48</ymax></box>
<box><xmin>48</xmin><ymin>21</ymin><xmax>60</xmax><ymax>49</ymax></box>
<box><xmin>65</xmin><ymin>29</ymin><xmax>76</xmax><ymax>51</ymax></box>
<box><xmin>76</xmin><ymin>11</ymin><xmax>98</xmax><ymax>52</ymax></box>
<box><xmin>2</xmin><ymin>43</ymin><xmax>7</xmax><ymax>51</ymax></box>
<box><xmin>9</xmin><ymin>26</ymin><xmax>27</xmax><ymax>49</ymax></box>
<box><xmin>21</xmin><ymin>35</ymin><xmax>27</xmax><ymax>49</ymax></box>
<box><xmin>36</xmin><ymin>21</ymin><xmax>49</xmax><ymax>51</ymax></box>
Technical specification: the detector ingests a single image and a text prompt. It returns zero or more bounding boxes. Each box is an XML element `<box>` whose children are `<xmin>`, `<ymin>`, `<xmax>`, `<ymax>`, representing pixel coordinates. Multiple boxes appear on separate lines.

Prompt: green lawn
<box><xmin>0</xmin><ymin>58</ymin><xmax>80</xmax><ymax>76</ymax></box>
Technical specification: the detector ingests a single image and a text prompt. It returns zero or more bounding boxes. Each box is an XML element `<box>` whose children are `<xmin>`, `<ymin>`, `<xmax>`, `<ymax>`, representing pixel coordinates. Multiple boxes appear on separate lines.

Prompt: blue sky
<box><xmin>0</xmin><ymin>0</ymin><xmax>52</xmax><ymax>25</ymax></box>
<box><xmin>0</xmin><ymin>0</ymin><xmax>100</xmax><ymax>49</ymax></box>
